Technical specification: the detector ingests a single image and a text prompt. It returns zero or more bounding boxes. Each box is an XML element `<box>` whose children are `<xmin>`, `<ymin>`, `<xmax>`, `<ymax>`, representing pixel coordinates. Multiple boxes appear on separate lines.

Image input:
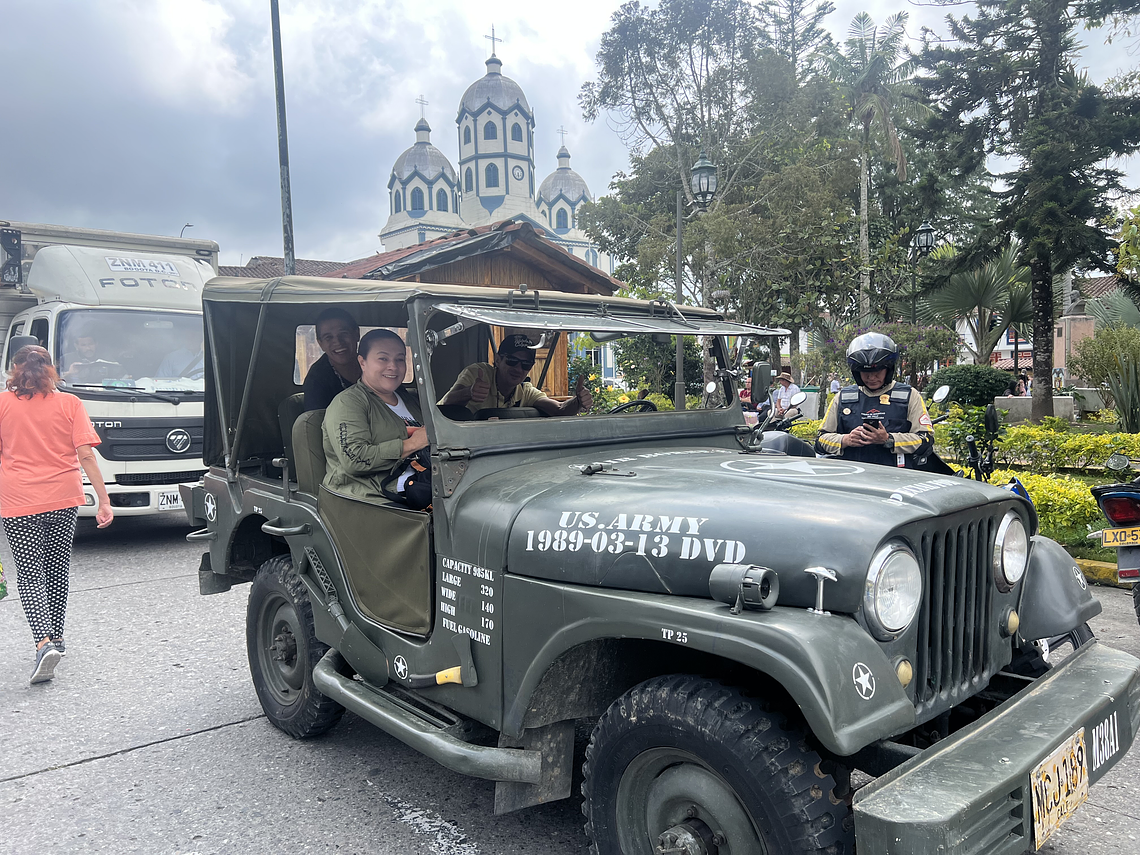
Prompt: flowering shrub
<box><xmin>987</xmin><ymin>468</ymin><xmax>1103</xmax><ymax>547</ymax></box>
<box><xmin>996</xmin><ymin>425</ymin><xmax>1140</xmax><ymax>473</ymax></box>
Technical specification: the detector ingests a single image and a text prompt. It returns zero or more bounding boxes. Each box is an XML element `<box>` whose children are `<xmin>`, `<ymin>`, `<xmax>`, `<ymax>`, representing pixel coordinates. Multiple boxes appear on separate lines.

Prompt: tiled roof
<box><xmin>217</xmin><ymin>256</ymin><xmax>347</xmax><ymax>278</ymax></box>
<box><xmin>1078</xmin><ymin>275</ymin><xmax>1119</xmax><ymax>299</ymax></box>
<box><xmin>992</xmin><ymin>357</ymin><xmax>1033</xmax><ymax>371</ymax></box>
<box><xmin>328</xmin><ymin>219</ymin><xmax>622</xmax><ymax>295</ymax></box>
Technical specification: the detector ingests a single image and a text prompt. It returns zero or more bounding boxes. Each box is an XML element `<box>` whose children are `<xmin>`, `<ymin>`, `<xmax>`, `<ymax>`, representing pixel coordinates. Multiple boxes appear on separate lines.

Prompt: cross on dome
<box><xmin>557</xmin><ymin>126</ymin><xmax>568</xmax><ymax>146</ymax></box>
<box><xmin>484</xmin><ymin>25</ymin><xmax>502</xmax><ymax>56</ymax></box>
<box><xmin>416</xmin><ymin>94</ymin><xmax>429</xmax><ymax>119</ymax></box>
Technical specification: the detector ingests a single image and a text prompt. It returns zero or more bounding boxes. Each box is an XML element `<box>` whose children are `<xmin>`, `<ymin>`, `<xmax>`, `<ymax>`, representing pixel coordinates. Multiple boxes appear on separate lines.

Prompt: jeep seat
<box><xmin>292</xmin><ymin>409</ymin><xmax>327</xmax><ymax>496</ymax></box>
<box><xmin>278</xmin><ymin>392</ymin><xmax>306</xmax><ymax>471</ymax></box>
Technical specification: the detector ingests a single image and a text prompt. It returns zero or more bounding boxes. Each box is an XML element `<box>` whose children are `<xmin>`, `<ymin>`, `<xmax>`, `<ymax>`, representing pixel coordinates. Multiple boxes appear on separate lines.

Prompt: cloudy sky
<box><xmin>3</xmin><ymin>1</ymin><xmax>1137</xmax><ymax>266</ymax></box>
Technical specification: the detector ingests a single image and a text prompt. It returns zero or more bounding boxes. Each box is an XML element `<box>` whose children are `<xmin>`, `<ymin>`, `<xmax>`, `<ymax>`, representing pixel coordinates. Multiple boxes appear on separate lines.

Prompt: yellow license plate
<box><xmin>1031</xmin><ymin>729</ymin><xmax>1089</xmax><ymax>849</ymax></box>
<box><xmin>1101</xmin><ymin>526</ymin><xmax>1140</xmax><ymax>547</ymax></box>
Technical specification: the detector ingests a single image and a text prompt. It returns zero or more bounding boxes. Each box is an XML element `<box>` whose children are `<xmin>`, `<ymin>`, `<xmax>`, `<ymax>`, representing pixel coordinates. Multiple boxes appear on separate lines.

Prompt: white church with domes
<box><xmin>381</xmin><ymin>53</ymin><xmax>613</xmax><ymax>274</ymax></box>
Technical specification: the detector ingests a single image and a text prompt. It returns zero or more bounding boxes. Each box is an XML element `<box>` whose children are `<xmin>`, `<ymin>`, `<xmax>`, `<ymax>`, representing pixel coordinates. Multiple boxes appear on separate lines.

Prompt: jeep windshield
<box><xmin>56</xmin><ymin>308</ymin><xmax>205</xmax><ymax>396</ymax></box>
<box><xmin>426</xmin><ymin>301</ymin><xmax>784</xmax><ymax>420</ymax></box>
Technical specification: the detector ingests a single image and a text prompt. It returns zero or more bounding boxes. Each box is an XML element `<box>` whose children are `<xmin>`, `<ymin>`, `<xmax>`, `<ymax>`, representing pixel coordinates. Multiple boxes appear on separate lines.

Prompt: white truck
<box><xmin>0</xmin><ymin>221</ymin><xmax>219</xmax><ymax>517</ymax></box>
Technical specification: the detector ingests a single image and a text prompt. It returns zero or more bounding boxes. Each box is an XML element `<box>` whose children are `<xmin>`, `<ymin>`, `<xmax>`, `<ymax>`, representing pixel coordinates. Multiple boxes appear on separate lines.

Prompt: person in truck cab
<box><xmin>321</xmin><ymin>329</ymin><xmax>428</xmax><ymax>505</ymax></box>
<box><xmin>816</xmin><ymin>331</ymin><xmax>934</xmax><ymax>468</ymax></box>
<box><xmin>437</xmin><ymin>333</ymin><xmax>593</xmax><ymax>416</ymax></box>
<box><xmin>64</xmin><ymin>329</ymin><xmax>121</xmax><ymax>384</ymax></box>
<box><xmin>304</xmin><ymin>307</ymin><xmax>363</xmax><ymax>411</ymax></box>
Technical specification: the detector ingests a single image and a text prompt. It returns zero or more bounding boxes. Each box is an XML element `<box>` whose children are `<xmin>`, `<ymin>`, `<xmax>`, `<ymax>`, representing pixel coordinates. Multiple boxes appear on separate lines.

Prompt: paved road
<box><xmin>1</xmin><ymin>514</ymin><xmax>1138</xmax><ymax>854</ymax></box>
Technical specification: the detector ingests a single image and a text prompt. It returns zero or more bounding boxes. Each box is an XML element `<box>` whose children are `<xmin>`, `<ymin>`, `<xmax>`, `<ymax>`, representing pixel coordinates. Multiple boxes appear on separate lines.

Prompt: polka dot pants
<box><xmin>2</xmin><ymin>507</ymin><xmax>78</xmax><ymax>645</ymax></box>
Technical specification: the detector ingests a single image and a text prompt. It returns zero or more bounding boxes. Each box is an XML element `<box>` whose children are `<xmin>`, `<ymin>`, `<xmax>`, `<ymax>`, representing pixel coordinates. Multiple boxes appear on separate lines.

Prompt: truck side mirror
<box><xmin>750</xmin><ymin>362</ymin><xmax>773</xmax><ymax>397</ymax></box>
<box><xmin>5</xmin><ymin>335</ymin><xmax>40</xmax><ymax>366</ymax></box>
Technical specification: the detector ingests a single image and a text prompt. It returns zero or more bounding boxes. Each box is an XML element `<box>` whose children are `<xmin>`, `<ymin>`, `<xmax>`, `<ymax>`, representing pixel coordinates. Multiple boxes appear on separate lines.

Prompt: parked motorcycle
<box><xmin>1091</xmin><ymin>453</ymin><xmax>1140</xmax><ymax>626</ymax></box>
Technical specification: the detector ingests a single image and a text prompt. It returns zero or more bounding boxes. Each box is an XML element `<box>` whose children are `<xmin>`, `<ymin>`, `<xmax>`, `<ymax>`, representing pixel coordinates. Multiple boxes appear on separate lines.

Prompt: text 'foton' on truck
<box><xmin>187</xmin><ymin>274</ymin><xmax>1139</xmax><ymax>855</ymax></box>
<box><xmin>1</xmin><ymin>230</ymin><xmax>214</xmax><ymax>516</ymax></box>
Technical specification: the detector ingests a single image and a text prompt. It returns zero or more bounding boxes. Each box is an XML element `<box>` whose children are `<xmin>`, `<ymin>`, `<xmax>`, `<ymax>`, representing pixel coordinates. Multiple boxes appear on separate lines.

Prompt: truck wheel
<box><xmin>247</xmin><ymin>555</ymin><xmax>344</xmax><ymax>738</ymax></box>
<box><xmin>1133</xmin><ymin>583</ymin><xmax>1139</xmax><ymax>626</ymax></box>
<box><xmin>582</xmin><ymin>675</ymin><xmax>852</xmax><ymax>855</ymax></box>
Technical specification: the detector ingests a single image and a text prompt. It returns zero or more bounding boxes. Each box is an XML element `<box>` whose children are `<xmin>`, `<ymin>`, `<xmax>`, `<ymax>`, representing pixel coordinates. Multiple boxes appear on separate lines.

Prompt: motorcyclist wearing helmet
<box><xmin>816</xmin><ymin>332</ymin><xmax>934</xmax><ymax>468</ymax></box>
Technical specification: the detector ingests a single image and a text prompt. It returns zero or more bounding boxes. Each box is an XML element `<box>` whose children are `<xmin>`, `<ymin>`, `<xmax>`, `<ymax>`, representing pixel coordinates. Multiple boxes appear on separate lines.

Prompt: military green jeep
<box><xmin>185</xmin><ymin>275</ymin><xmax>1139</xmax><ymax>854</ymax></box>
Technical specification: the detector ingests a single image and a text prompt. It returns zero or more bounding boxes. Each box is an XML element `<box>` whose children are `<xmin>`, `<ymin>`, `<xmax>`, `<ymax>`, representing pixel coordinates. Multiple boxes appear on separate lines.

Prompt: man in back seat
<box><xmin>304</xmin><ymin>308</ymin><xmax>362</xmax><ymax>411</ymax></box>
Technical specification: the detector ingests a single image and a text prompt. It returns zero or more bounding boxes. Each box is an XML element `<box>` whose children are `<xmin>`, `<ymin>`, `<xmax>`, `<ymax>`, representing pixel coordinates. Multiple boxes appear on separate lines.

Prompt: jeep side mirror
<box><xmin>932</xmin><ymin>384</ymin><xmax>950</xmax><ymax>404</ymax></box>
<box><xmin>750</xmin><ymin>362</ymin><xmax>773</xmax><ymax>397</ymax></box>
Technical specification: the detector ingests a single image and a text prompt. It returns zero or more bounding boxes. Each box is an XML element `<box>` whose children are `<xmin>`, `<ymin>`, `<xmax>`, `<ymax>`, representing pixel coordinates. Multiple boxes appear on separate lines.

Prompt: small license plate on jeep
<box><xmin>1101</xmin><ymin>526</ymin><xmax>1140</xmax><ymax>547</ymax></box>
<box><xmin>1031</xmin><ymin>729</ymin><xmax>1089</xmax><ymax>849</ymax></box>
<box><xmin>158</xmin><ymin>489</ymin><xmax>184</xmax><ymax>511</ymax></box>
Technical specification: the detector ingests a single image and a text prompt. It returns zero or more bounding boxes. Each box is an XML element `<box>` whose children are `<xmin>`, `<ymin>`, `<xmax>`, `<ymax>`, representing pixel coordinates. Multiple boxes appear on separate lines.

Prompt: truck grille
<box><xmin>94</xmin><ymin>418</ymin><xmax>203</xmax><ymax>461</ymax></box>
<box><xmin>115</xmin><ymin>471</ymin><xmax>205</xmax><ymax>486</ymax></box>
<box><xmin>913</xmin><ymin>512</ymin><xmax>1000</xmax><ymax>717</ymax></box>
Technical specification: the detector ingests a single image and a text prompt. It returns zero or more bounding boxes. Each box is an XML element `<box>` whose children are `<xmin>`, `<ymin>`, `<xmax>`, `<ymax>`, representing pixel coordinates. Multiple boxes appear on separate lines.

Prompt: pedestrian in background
<box><xmin>0</xmin><ymin>345</ymin><xmax>112</xmax><ymax>684</ymax></box>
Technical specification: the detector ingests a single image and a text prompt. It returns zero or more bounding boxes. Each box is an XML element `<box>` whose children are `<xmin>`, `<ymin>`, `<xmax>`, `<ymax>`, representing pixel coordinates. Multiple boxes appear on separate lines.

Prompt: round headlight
<box><xmin>864</xmin><ymin>542</ymin><xmax>923</xmax><ymax>640</ymax></box>
<box><xmin>994</xmin><ymin>512</ymin><xmax>1028</xmax><ymax>591</ymax></box>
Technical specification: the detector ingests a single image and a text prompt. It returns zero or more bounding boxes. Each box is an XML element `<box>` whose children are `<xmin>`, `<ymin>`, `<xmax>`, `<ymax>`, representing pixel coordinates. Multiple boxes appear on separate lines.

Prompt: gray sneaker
<box><xmin>54</xmin><ymin>638</ymin><xmax>66</xmax><ymax>656</ymax></box>
<box><xmin>30</xmin><ymin>644</ymin><xmax>61</xmax><ymax>684</ymax></box>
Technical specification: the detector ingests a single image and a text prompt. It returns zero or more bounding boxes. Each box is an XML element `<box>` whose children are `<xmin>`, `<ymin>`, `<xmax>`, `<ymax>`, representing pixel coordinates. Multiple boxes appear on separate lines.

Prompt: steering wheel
<box><xmin>608</xmin><ymin>399</ymin><xmax>658</xmax><ymax>414</ymax></box>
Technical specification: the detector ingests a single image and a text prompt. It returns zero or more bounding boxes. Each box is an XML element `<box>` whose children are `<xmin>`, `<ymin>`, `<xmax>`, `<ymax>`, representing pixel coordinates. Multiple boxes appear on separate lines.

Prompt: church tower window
<box><xmin>410</xmin><ymin>187</ymin><xmax>424</xmax><ymax>210</ymax></box>
<box><xmin>437</xmin><ymin>189</ymin><xmax>448</xmax><ymax>212</ymax></box>
<box><xmin>485</xmin><ymin>163</ymin><xmax>499</xmax><ymax>188</ymax></box>
<box><xmin>511</xmin><ymin>123</ymin><xmax>523</xmax><ymax>142</ymax></box>
<box><xmin>465</xmin><ymin>168</ymin><xmax>473</xmax><ymax>192</ymax></box>
<box><xmin>556</xmin><ymin>208</ymin><xmax>568</xmax><ymax>229</ymax></box>
<box><xmin>484</xmin><ymin>122</ymin><xmax>497</xmax><ymax>140</ymax></box>
<box><xmin>394</xmin><ymin>192</ymin><xmax>402</xmax><ymax>214</ymax></box>
<box><xmin>464</xmin><ymin>126</ymin><xmax>471</xmax><ymax>145</ymax></box>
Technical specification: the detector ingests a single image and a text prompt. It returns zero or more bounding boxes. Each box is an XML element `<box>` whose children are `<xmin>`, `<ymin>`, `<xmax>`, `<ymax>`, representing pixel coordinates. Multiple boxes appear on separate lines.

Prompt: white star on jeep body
<box><xmin>853</xmin><ymin>663</ymin><xmax>876</xmax><ymax>700</ymax></box>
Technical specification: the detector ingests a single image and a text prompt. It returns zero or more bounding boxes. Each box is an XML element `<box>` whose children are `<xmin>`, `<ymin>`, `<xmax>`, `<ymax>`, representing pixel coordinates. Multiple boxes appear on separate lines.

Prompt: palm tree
<box><xmin>924</xmin><ymin>244</ymin><xmax>1033</xmax><ymax>364</ymax></box>
<box><xmin>825</xmin><ymin>12</ymin><xmax>926</xmax><ymax>317</ymax></box>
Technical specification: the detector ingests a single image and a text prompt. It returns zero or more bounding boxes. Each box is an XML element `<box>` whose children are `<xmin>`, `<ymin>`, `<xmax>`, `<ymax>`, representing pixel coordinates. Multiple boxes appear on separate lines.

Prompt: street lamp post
<box><xmin>674</xmin><ymin>150</ymin><xmax>719</xmax><ymax>411</ymax></box>
<box><xmin>910</xmin><ymin>221</ymin><xmax>936</xmax><ymax>324</ymax></box>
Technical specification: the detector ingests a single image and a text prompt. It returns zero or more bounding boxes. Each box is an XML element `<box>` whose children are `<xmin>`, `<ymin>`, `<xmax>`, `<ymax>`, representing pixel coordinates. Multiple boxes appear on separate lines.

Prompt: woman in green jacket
<box><xmin>322</xmin><ymin>329</ymin><xmax>428</xmax><ymax>502</ymax></box>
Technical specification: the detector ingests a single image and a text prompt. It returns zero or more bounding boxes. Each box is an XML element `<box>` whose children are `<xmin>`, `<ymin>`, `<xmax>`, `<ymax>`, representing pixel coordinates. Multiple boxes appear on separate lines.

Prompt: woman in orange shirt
<box><xmin>0</xmin><ymin>345</ymin><xmax>113</xmax><ymax>684</ymax></box>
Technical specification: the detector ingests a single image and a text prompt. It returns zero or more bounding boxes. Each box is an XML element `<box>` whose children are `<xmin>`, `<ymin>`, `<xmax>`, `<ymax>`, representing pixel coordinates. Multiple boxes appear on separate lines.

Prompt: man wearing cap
<box><xmin>439</xmin><ymin>334</ymin><xmax>593</xmax><ymax>416</ymax></box>
<box><xmin>771</xmin><ymin>371</ymin><xmax>801</xmax><ymax>416</ymax></box>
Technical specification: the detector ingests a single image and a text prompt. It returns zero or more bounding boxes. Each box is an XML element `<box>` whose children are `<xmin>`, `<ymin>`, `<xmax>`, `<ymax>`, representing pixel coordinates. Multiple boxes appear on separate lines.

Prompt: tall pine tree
<box><xmin>922</xmin><ymin>0</ymin><xmax>1140</xmax><ymax>419</ymax></box>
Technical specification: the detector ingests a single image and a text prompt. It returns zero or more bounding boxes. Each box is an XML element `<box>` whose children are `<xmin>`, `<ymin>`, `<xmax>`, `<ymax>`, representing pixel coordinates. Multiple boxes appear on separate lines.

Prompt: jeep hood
<box><xmin>449</xmin><ymin>446</ymin><xmax>1028</xmax><ymax>614</ymax></box>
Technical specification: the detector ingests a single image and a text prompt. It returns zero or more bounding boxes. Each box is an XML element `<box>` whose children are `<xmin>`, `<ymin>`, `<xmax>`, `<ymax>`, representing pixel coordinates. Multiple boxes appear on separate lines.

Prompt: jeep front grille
<box><xmin>913</xmin><ymin>513</ymin><xmax>1000</xmax><ymax>717</ymax></box>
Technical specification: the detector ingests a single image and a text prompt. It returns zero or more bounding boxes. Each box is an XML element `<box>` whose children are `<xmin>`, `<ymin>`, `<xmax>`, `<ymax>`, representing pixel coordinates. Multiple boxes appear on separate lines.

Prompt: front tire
<box><xmin>247</xmin><ymin>555</ymin><xmax>344</xmax><ymax>738</ymax></box>
<box><xmin>582</xmin><ymin>675</ymin><xmax>853</xmax><ymax>855</ymax></box>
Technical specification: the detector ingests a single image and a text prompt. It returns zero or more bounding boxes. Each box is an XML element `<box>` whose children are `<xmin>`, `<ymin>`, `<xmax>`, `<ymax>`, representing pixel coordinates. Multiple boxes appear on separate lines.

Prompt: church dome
<box><xmin>459</xmin><ymin>56</ymin><xmax>531</xmax><ymax>116</ymax></box>
<box><xmin>538</xmin><ymin>146</ymin><xmax>591</xmax><ymax>204</ymax></box>
<box><xmin>391</xmin><ymin>118</ymin><xmax>457</xmax><ymax>183</ymax></box>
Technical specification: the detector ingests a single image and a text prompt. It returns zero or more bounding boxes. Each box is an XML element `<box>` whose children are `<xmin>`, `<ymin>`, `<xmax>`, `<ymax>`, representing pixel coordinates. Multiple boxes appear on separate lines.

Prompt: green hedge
<box><xmin>926</xmin><ymin>364</ymin><xmax>1014</xmax><ymax>407</ymax></box>
<box><xmin>987</xmin><ymin>468</ymin><xmax>1104</xmax><ymax>550</ymax></box>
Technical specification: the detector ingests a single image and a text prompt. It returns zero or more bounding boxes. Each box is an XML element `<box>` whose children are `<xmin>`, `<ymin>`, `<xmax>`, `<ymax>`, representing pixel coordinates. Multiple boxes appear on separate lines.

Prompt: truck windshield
<box><xmin>56</xmin><ymin>309</ymin><xmax>204</xmax><ymax>393</ymax></box>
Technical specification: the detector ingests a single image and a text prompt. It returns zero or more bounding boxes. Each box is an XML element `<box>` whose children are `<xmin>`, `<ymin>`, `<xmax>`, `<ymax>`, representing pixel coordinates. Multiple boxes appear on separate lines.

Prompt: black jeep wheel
<box><xmin>247</xmin><ymin>555</ymin><xmax>344</xmax><ymax>738</ymax></box>
<box><xmin>582</xmin><ymin>675</ymin><xmax>853</xmax><ymax>855</ymax></box>
<box><xmin>1133</xmin><ymin>583</ymin><xmax>1140</xmax><ymax>626</ymax></box>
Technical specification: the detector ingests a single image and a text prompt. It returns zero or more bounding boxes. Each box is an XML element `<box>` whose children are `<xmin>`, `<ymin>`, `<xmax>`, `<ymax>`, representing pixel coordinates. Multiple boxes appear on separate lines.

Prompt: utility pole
<box><xmin>270</xmin><ymin>0</ymin><xmax>296</xmax><ymax>276</ymax></box>
<box><xmin>675</xmin><ymin>190</ymin><xmax>685</xmax><ymax>411</ymax></box>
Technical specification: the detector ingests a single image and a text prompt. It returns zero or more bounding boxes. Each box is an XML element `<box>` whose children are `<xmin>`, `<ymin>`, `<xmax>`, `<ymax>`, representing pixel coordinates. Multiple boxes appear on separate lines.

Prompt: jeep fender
<box><xmin>502</xmin><ymin>575</ymin><xmax>915</xmax><ymax>757</ymax></box>
<box><xmin>1017</xmin><ymin>535</ymin><xmax>1102</xmax><ymax>641</ymax></box>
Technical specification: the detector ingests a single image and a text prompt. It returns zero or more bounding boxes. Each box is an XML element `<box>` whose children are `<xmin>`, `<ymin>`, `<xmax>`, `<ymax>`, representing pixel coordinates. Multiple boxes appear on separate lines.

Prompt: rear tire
<box><xmin>1133</xmin><ymin>583</ymin><xmax>1140</xmax><ymax>626</ymax></box>
<box><xmin>247</xmin><ymin>555</ymin><xmax>344</xmax><ymax>738</ymax></box>
<box><xmin>582</xmin><ymin>675</ymin><xmax>852</xmax><ymax>855</ymax></box>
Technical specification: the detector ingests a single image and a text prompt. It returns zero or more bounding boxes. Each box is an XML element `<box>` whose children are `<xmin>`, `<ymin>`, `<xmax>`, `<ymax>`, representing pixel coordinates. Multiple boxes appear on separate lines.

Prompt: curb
<box><xmin>1075</xmin><ymin>558</ymin><xmax>1129</xmax><ymax>589</ymax></box>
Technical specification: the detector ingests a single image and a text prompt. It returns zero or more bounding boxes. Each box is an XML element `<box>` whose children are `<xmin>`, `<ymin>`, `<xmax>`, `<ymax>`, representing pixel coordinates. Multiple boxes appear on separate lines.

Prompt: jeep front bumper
<box><xmin>854</xmin><ymin>642</ymin><xmax>1139</xmax><ymax>854</ymax></box>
